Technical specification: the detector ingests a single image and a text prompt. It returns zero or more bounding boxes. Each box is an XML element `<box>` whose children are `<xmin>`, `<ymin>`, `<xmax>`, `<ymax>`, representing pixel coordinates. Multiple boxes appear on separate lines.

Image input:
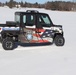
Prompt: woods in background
<box><xmin>0</xmin><ymin>0</ymin><xmax>76</xmax><ymax>11</ymax></box>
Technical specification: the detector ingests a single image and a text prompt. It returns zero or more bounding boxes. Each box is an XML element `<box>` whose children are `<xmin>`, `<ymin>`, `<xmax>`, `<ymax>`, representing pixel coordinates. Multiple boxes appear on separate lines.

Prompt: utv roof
<box><xmin>26</xmin><ymin>10</ymin><xmax>39</xmax><ymax>13</ymax></box>
<box><xmin>15</xmin><ymin>10</ymin><xmax>48</xmax><ymax>15</ymax></box>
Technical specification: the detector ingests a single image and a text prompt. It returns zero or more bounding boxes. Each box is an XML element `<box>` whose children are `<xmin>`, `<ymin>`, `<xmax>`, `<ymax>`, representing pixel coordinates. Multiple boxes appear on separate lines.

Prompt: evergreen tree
<box><xmin>9</xmin><ymin>0</ymin><xmax>13</xmax><ymax>8</ymax></box>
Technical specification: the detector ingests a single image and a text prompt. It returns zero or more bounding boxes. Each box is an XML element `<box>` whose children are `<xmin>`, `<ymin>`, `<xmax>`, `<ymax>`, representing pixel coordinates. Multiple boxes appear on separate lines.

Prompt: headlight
<box><xmin>59</xmin><ymin>27</ymin><xmax>62</xmax><ymax>30</ymax></box>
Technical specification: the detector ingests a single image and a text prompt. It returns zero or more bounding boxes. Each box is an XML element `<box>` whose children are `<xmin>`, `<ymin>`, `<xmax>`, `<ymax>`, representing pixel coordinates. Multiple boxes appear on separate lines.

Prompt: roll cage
<box><xmin>15</xmin><ymin>10</ymin><xmax>53</xmax><ymax>28</ymax></box>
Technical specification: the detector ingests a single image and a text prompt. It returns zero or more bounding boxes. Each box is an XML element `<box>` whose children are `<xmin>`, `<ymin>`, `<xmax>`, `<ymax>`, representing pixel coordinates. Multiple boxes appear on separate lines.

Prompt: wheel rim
<box><xmin>58</xmin><ymin>38</ymin><xmax>63</xmax><ymax>45</ymax></box>
<box><xmin>6</xmin><ymin>41</ymin><xmax>13</xmax><ymax>49</ymax></box>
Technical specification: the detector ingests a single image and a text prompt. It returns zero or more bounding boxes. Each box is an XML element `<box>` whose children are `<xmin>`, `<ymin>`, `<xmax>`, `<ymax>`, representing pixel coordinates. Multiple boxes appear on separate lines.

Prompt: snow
<box><xmin>0</xmin><ymin>7</ymin><xmax>76</xmax><ymax>75</ymax></box>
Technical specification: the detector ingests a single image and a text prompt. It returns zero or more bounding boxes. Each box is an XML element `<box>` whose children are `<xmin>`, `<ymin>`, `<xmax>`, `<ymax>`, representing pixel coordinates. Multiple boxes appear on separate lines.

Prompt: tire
<box><xmin>0</xmin><ymin>37</ymin><xmax>2</xmax><ymax>43</ymax></box>
<box><xmin>54</xmin><ymin>35</ymin><xmax>65</xmax><ymax>46</ymax></box>
<box><xmin>2</xmin><ymin>38</ymin><xmax>15</xmax><ymax>50</ymax></box>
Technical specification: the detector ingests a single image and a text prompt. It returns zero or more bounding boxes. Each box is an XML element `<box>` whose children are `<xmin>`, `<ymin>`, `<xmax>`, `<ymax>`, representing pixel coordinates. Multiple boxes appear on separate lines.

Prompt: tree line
<box><xmin>0</xmin><ymin>0</ymin><xmax>76</xmax><ymax>11</ymax></box>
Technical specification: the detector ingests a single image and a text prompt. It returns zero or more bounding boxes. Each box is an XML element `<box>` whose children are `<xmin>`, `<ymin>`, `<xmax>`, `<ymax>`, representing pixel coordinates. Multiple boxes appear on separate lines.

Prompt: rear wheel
<box><xmin>54</xmin><ymin>35</ymin><xmax>65</xmax><ymax>46</ymax></box>
<box><xmin>2</xmin><ymin>38</ymin><xmax>15</xmax><ymax>50</ymax></box>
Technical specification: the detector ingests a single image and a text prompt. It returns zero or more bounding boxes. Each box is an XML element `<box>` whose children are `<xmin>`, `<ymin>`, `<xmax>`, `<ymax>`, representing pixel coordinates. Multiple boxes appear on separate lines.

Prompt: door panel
<box><xmin>36</xmin><ymin>14</ymin><xmax>53</xmax><ymax>43</ymax></box>
<box><xmin>19</xmin><ymin>13</ymin><xmax>53</xmax><ymax>43</ymax></box>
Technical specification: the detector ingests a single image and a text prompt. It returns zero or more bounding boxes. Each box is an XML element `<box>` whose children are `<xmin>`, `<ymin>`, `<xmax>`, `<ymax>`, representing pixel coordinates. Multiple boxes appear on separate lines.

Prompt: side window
<box><xmin>38</xmin><ymin>14</ymin><xmax>51</xmax><ymax>27</ymax></box>
<box><xmin>23</xmin><ymin>15</ymin><xmax>26</xmax><ymax>24</ymax></box>
<box><xmin>26</xmin><ymin>14</ymin><xmax>35</xmax><ymax>26</ymax></box>
<box><xmin>41</xmin><ymin>16</ymin><xmax>50</xmax><ymax>24</ymax></box>
<box><xmin>23</xmin><ymin>14</ymin><xmax>35</xmax><ymax>26</ymax></box>
<box><xmin>15</xmin><ymin>14</ymin><xmax>20</xmax><ymax>23</ymax></box>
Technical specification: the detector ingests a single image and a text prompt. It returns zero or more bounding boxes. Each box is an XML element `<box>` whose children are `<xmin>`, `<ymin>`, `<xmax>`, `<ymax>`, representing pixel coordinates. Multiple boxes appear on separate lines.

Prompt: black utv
<box><xmin>0</xmin><ymin>10</ymin><xmax>65</xmax><ymax>50</ymax></box>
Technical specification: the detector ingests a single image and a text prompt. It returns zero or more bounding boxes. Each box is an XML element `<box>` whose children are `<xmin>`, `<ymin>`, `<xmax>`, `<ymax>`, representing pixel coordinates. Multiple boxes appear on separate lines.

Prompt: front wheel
<box><xmin>2</xmin><ymin>38</ymin><xmax>15</xmax><ymax>50</ymax></box>
<box><xmin>54</xmin><ymin>35</ymin><xmax>65</xmax><ymax>46</ymax></box>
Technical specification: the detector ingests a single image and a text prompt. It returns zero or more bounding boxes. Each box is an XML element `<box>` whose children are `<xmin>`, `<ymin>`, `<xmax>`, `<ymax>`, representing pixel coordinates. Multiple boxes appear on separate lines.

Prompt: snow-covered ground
<box><xmin>0</xmin><ymin>7</ymin><xmax>76</xmax><ymax>75</ymax></box>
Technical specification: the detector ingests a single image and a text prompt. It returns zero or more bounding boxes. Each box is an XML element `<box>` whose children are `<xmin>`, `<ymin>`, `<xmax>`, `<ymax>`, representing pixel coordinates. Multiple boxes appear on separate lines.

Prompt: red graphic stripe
<box><xmin>33</xmin><ymin>34</ymin><xmax>41</xmax><ymax>38</ymax></box>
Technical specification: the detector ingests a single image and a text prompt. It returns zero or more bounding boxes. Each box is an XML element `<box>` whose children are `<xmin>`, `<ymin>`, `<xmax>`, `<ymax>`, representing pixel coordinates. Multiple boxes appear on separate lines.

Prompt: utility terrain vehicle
<box><xmin>0</xmin><ymin>10</ymin><xmax>65</xmax><ymax>50</ymax></box>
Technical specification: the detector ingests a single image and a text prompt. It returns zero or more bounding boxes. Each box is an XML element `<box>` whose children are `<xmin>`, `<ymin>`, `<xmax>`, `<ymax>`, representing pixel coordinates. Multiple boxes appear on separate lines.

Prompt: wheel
<box><xmin>0</xmin><ymin>37</ymin><xmax>2</xmax><ymax>43</ymax></box>
<box><xmin>2</xmin><ymin>38</ymin><xmax>15</xmax><ymax>50</ymax></box>
<box><xmin>54</xmin><ymin>35</ymin><xmax>65</xmax><ymax>46</ymax></box>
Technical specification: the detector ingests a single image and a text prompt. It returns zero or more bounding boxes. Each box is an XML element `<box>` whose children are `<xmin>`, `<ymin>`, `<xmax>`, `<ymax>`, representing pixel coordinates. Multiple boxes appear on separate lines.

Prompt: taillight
<box><xmin>0</xmin><ymin>28</ymin><xmax>1</xmax><ymax>30</ymax></box>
